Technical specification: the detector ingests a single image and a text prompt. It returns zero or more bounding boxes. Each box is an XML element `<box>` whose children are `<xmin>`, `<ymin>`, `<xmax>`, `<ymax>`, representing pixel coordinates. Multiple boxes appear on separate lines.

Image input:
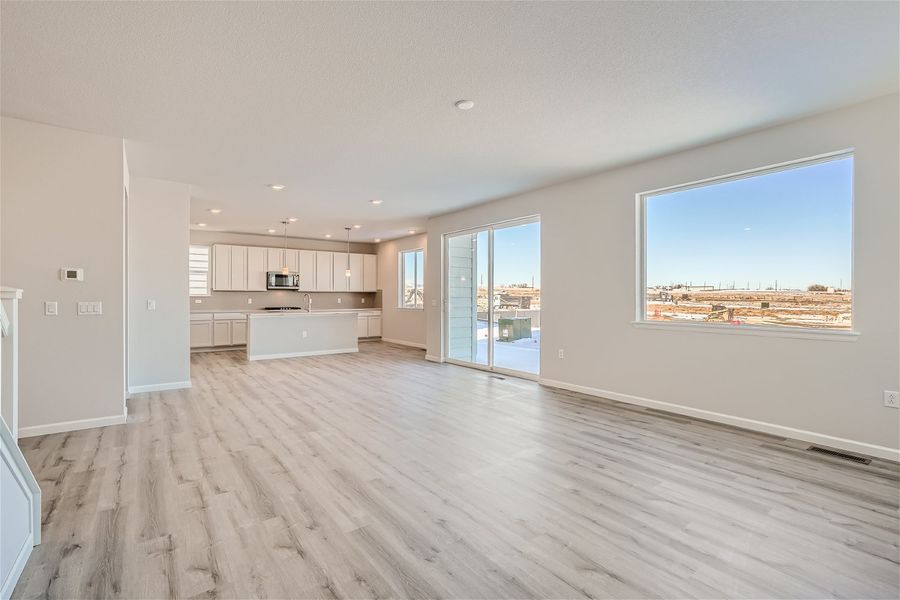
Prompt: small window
<box><xmin>189</xmin><ymin>245</ymin><xmax>210</xmax><ymax>296</ymax></box>
<box><xmin>399</xmin><ymin>249</ymin><xmax>424</xmax><ymax>309</ymax></box>
<box><xmin>639</xmin><ymin>152</ymin><xmax>853</xmax><ymax>331</ymax></box>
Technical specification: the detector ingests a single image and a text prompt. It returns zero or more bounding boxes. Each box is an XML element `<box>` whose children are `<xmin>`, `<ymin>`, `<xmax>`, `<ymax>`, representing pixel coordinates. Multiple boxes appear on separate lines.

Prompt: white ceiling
<box><xmin>2</xmin><ymin>2</ymin><xmax>897</xmax><ymax>242</ymax></box>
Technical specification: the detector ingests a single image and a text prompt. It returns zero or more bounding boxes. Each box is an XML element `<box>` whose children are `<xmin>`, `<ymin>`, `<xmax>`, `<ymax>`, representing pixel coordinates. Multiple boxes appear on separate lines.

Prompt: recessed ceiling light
<box><xmin>325</xmin><ymin>234</ymin><xmax>332</xmax><ymax>238</ymax></box>
<box><xmin>288</xmin><ymin>217</ymin><xmax>298</xmax><ymax>222</ymax></box>
<box><xmin>374</xmin><ymin>238</ymin><xmax>381</xmax><ymax>243</ymax></box>
<box><xmin>268</xmin><ymin>184</ymin><xmax>286</xmax><ymax>191</ymax></box>
<box><xmin>408</xmin><ymin>229</ymin><xmax>416</xmax><ymax>234</ymax></box>
<box><xmin>369</xmin><ymin>199</ymin><xmax>383</xmax><ymax>205</ymax></box>
<box><xmin>353</xmin><ymin>224</ymin><xmax>362</xmax><ymax>229</ymax></box>
<box><xmin>197</xmin><ymin>223</ymin><xmax>207</xmax><ymax>227</ymax></box>
<box><xmin>208</xmin><ymin>208</ymin><xmax>222</xmax><ymax>214</ymax></box>
<box><xmin>267</xmin><ymin>228</ymin><xmax>277</xmax><ymax>233</ymax></box>
<box><xmin>455</xmin><ymin>99</ymin><xmax>475</xmax><ymax>110</ymax></box>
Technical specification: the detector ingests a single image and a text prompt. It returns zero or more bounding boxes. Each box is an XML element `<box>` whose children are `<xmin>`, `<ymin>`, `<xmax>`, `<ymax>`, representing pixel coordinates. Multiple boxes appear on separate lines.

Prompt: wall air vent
<box><xmin>806</xmin><ymin>446</ymin><xmax>871</xmax><ymax>465</ymax></box>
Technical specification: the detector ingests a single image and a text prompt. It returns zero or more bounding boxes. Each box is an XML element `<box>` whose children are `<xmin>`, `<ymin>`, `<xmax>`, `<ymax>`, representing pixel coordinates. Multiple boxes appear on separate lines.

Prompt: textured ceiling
<box><xmin>2</xmin><ymin>1</ymin><xmax>898</xmax><ymax>241</ymax></box>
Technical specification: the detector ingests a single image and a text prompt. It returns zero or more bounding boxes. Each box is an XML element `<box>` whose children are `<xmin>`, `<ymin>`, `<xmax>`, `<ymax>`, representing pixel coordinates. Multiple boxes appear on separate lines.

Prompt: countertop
<box><xmin>190</xmin><ymin>307</ymin><xmax>380</xmax><ymax>315</ymax></box>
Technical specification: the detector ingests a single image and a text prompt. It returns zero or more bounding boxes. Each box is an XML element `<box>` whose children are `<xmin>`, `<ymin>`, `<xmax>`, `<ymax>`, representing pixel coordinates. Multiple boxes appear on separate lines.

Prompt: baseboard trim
<box><xmin>128</xmin><ymin>381</ymin><xmax>192</xmax><ymax>394</ymax></box>
<box><xmin>381</xmin><ymin>338</ymin><xmax>426</xmax><ymax>350</ymax></box>
<box><xmin>248</xmin><ymin>348</ymin><xmax>358</xmax><ymax>361</ymax></box>
<box><xmin>19</xmin><ymin>412</ymin><xmax>128</xmax><ymax>438</ymax></box>
<box><xmin>425</xmin><ymin>354</ymin><xmax>444</xmax><ymax>363</ymax></box>
<box><xmin>539</xmin><ymin>378</ymin><xmax>900</xmax><ymax>462</ymax></box>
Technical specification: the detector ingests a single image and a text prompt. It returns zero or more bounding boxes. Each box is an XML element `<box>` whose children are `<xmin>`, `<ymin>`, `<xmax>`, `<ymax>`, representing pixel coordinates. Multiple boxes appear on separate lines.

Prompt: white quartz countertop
<box><xmin>190</xmin><ymin>308</ymin><xmax>380</xmax><ymax>315</ymax></box>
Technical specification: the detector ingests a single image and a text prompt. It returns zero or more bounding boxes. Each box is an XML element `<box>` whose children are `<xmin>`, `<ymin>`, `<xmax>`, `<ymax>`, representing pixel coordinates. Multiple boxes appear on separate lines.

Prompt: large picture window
<box><xmin>399</xmin><ymin>249</ymin><xmax>424</xmax><ymax>309</ymax></box>
<box><xmin>639</xmin><ymin>151</ymin><xmax>853</xmax><ymax>332</ymax></box>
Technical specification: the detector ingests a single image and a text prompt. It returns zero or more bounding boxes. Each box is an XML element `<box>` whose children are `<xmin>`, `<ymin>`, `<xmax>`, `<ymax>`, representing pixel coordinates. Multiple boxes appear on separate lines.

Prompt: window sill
<box><xmin>632</xmin><ymin>320</ymin><xmax>859</xmax><ymax>342</ymax></box>
<box><xmin>397</xmin><ymin>307</ymin><xmax>425</xmax><ymax>311</ymax></box>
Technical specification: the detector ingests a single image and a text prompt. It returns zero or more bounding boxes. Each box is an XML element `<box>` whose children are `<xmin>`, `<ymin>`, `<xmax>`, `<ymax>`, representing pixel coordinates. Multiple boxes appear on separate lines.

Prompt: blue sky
<box><xmin>646</xmin><ymin>156</ymin><xmax>852</xmax><ymax>290</ymax></box>
<box><xmin>472</xmin><ymin>222</ymin><xmax>541</xmax><ymax>288</ymax></box>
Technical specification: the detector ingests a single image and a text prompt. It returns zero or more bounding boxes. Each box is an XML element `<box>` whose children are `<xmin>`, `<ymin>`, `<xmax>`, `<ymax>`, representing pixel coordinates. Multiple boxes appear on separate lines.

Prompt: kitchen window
<box><xmin>189</xmin><ymin>245</ymin><xmax>210</xmax><ymax>296</ymax></box>
<box><xmin>637</xmin><ymin>151</ymin><xmax>853</xmax><ymax>334</ymax></box>
<box><xmin>399</xmin><ymin>249</ymin><xmax>424</xmax><ymax>309</ymax></box>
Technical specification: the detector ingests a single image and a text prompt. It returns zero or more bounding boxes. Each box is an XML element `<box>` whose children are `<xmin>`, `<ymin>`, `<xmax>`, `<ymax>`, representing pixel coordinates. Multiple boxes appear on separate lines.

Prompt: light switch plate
<box><xmin>77</xmin><ymin>301</ymin><xmax>103</xmax><ymax>316</ymax></box>
<box><xmin>885</xmin><ymin>391</ymin><xmax>900</xmax><ymax>409</ymax></box>
<box><xmin>44</xmin><ymin>301</ymin><xmax>58</xmax><ymax>316</ymax></box>
<box><xmin>147</xmin><ymin>299</ymin><xmax>157</xmax><ymax>311</ymax></box>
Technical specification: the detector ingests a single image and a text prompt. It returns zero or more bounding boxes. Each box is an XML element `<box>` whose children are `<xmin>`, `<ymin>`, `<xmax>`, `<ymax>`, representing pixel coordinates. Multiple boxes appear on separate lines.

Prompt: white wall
<box><xmin>1</xmin><ymin>117</ymin><xmax>127</xmax><ymax>436</ymax></box>
<box><xmin>376</xmin><ymin>234</ymin><xmax>427</xmax><ymax>347</ymax></box>
<box><xmin>128</xmin><ymin>177</ymin><xmax>191</xmax><ymax>392</ymax></box>
<box><xmin>425</xmin><ymin>94</ymin><xmax>900</xmax><ymax>458</ymax></box>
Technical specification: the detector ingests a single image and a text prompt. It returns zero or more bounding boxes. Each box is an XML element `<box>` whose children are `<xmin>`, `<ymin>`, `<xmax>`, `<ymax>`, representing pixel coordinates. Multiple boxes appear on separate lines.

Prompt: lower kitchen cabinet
<box><xmin>190</xmin><ymin>321</ymin><xmax>213</xmax><ymax>347</ymax></box>
<box><xmin>191</xmin><ymin>314</ymin><xmax>249</xmax><ymax>349</ymax></box>
<box><xmin>213</xmin><ymin>321</ymin><xmax>232</xmax><ymax>346</ymax></box>
<box><xmin>357</xmin><ymin>313</ymin><xmax>382</xmax><ymax>339</ymax></box>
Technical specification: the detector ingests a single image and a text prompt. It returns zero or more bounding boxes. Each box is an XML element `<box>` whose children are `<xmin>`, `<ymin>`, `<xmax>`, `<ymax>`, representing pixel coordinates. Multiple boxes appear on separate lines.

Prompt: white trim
<box><xmin>425</xmin><ymin>354</ymin><xmax>444</xmax><ymax>363</ymax></box>
<box><xmin>1</xmin><ymin>532</ymin><xmax>32</xmax><ymax>600</ymax></box>
<box><xmin>247</xmin><ymin>347</ymin><xmax>358</xmax><ymax>361</ymax></box>
<box><xmin>632</xmin><ymin>321</ymin><xmax>860</xmax><ymax>342</ymax></box>
<box><xmin>18</xmin><ymin>411</ymin><xmax>128</xmax><ymax>438</ymax></box>
<box><xmin>539</xmin><ymin>378</ymin><xmax>900</xmax><ymax>462</ymax></box>
<box><xmin>128</xmin><ymin>381</ymin><xmax>192</xmax><ymax>394</ymax></box>
<box><xmin>635</xmin><ymin>149</ymin><xmax>855</xmax><ymax>333</ymax></box>
<box><xmin>381</xmin><ymin>338</ymin><xmax>426</xmax><ymax>349</ymax></box>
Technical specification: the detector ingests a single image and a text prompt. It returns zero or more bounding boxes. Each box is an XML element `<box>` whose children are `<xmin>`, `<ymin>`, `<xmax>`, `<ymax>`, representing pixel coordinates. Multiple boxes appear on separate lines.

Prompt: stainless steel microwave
<box><xmin>266</xmin><ymin>272</ymin><xmax>300</xmax><ymax>290</ymax></box>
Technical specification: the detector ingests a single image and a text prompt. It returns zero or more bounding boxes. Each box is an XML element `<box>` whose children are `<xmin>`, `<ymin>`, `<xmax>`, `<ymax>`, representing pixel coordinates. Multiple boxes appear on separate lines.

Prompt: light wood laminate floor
<box><xmin>13</xmin><ymin>343</ymin><xmax>900</xmax><ymax>599</ymax></box>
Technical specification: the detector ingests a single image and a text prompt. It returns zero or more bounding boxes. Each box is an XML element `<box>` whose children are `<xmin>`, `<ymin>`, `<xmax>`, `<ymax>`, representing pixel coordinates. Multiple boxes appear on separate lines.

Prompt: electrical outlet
<box><xmin>884</xmin><ymin>391</ymin><xmax>900</xmax><ymax>409</ymax></box>
<box><xmin>194</xmin><ymin>298</ymin><xmax>202</xmax><ymax>304</ymax></box>
<box><xmin>146</xmin><ymin>299</ymin><xmax>156</xmax><ymax>311</ymax></box>
<box><xmin>337</xmin><ymin>297</ymin><xmax>342</xmax><ymax>304</ymax></box>
<box><xmin>302</xmin><ymin>330</ymin><xmax>308</xmax><ymax>338</ymax></box>
<box><xmin>361</xmin><ymin>298</ymin><xmax>366</xmax><ymax>304</ymax></box>
<box><xmin>558</xmin><ymin>349</ymin><xmax>565</xmax><ymax>359</ymax></box>
<box><xmin>247</xmin><ymin>298</ymin><xmax>253</xmax><ymax>304</ymax></box>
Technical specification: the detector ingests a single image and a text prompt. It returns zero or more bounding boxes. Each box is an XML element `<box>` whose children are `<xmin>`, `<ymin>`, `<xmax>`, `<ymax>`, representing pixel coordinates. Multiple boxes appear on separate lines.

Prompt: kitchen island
<box><xmin>246</xmin><ymin>311</ymin><xmax>358</xmax><ymax>361</ymax></box>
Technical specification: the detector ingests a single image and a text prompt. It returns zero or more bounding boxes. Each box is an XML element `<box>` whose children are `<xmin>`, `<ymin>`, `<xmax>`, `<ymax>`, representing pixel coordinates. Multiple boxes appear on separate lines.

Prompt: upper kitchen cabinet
<box><xmin>247</xmin><ymin>246</ymin><xmax>267</xmax><ymax>291</ymax></box>
<box><xmin>298</xmin><ymin>250</ymin><xmax>316</xmax><ymax>290</ymax></box>
<box><xmin>332</xmin><ymin>253</ymin><xmax>349</xmax><ymax>292</ymax></box>
<box><xmin>315</xmin><ymin>251</ymin><xmax>333</xmax><ymax>291</ymax></box>
<box><xmin>285</xmin><ymin>249</ymin><xmax>300</xmax><ymax>274</ymax></box>
<box><xmin>212</xmin><ymin>244</ymin><xmax>248</xmax><ymax>291</ymax></box>
<box><xmin>266</xmin><ymin>248</ymin><xmax>284</xmax><ymax>272</ymax></box>
<box><xmin>363</xmin><ymin>254</ymin><xmax>377</xmax><ymax>291</ymax></box>
<box><xmin>349</xmin><ymin>254</ymin><xmax>364</xmax><ymax>292</ymax></box>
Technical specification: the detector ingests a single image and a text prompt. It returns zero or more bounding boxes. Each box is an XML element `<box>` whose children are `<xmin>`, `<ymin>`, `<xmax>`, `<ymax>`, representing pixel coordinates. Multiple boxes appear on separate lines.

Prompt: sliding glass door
<box><xmin>444</xmin><ymin>217</ymin><xmax>540</xmax><ymax>376</ymax></box>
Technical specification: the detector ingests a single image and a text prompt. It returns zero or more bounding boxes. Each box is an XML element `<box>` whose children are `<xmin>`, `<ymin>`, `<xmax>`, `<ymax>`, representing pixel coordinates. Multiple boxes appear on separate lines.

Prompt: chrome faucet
<box><xmin>302</xmin><ymin>293</ymin><xmax>312</xmax><ymax>312</ymax></box>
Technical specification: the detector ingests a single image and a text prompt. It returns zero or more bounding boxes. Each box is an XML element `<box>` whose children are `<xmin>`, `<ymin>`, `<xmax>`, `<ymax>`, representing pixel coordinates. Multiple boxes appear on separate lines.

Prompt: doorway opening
<box><xmin>444</xmin><ymin>217</ymin><xmax>541</xmax><ymax>377</ymax></box>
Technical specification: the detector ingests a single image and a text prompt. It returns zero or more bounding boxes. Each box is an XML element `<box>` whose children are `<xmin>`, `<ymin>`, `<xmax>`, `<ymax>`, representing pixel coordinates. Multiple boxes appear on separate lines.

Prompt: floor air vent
<box><xmin>807</xmin><ymin>445</ymin><xmax>871</xmax><ymax>465</ymax></box>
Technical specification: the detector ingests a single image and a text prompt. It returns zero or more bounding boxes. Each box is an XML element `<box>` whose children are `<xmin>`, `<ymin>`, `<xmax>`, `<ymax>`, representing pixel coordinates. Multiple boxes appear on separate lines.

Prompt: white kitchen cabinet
<box><xmin>247</xmin><ymin>246</ymin><xmax>267</xmax><ymax>291</ymax></box>
<box><xmin>348</xmin><ymin>254</ymin><xmax>364</xmax><ymax>292</ymax></box>
<box><xmin>231</xmin><ymin>319</ymin><xmax>247</xmax><ymax>345</ymax></box>
<box><xmin>267</xmin><ymin>248</ymin><xmax>284</xmax><ymax>273</ymax></box>
<box><xmin>363</xmin><ymin>254</ymin><xmax>377</xmax><ymax>291</ymax></box>
<box><xmin>356</xmin><ymin>312</ymin><xmax>382</xmax><ymax>338</ymax></box>
<box><xmin>212</xmin><ymin>245</ymin><xmax>231</xmax><ymax>291</ymax></box>
<box><xmin>315</xmin><ymin>251</ymin><xmax>333</xmax><ymax>291</ymax></box>
<box><xmin>367</xmin><ymin>316</ymin><xmax>382</xmax><ymax>337</ymax></box>
<box><xmin>213</xmin><ymin>321</ymin><xmax>232</xmax><ymax>346</ymax></box>
<box><xmin>190</xmin><ymin>321</ymin><xmax>213</xmax><ymax>347</ymax></box>
<box><xmin>285</xmin><ymin>249</ymin><xmax>300</xmax><ymax>274</ymax></box>
<box><xmin>230</xmin><ymin>246</ymin><xmax>248</xmax><ymax>290</ymax></box>
<box><xmin>332</xmin><ymin>253</ymin><xmax>350</xmax><ymax>292</ymax></box>
<box><xmin>357</xmin><ymin>316</ymin><xmax>369</xmax><ymax>338</ymax></box>
<box><xmin>298</xmin><ymin>250</ymin><xmax>316</xmax><ymax>290</ymax></box>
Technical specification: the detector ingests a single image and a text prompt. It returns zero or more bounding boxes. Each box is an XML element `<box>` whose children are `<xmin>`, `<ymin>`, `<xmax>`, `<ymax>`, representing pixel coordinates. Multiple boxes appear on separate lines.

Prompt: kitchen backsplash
<box><xmin>191</xmin><ymin>290</ymin><xmax>379</xmax><ymax>311</ymax></box>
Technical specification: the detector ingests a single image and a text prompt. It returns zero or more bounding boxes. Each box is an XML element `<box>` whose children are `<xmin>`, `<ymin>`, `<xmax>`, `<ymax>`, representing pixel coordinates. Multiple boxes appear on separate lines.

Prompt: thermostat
<box><xmin>60</xmin><ymin>268</ymin><xmax>84</xmax><ymax>281</ymax></box>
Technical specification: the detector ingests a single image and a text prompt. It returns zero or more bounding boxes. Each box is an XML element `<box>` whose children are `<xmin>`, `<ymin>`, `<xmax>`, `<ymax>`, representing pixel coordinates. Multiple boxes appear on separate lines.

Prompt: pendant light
<box><xmin>281</xmin><ymin>220</ymin><xmax>290</xmax><ymax>275</ymax></box>
<box><xmin>344</xmin><ymin>227</ymin><xmax>352</xmax><ymax>277</ymax></box>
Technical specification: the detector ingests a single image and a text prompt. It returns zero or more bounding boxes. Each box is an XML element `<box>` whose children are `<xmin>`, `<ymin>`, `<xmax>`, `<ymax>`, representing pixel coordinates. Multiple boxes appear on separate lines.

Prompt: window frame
<box><xmin>398</xmin><ymin>248</ymin><xmax>425</xmax><ymax>310</ymax></box>
<box><xmin>634</xmin><ymin>149</ymin><xmax>858</xmax><ymax>341</ymax></box>
<box><xmin>189</xmin><ymin>244</ymin><xmax>211</xmax><ymax>297</ymax></box>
